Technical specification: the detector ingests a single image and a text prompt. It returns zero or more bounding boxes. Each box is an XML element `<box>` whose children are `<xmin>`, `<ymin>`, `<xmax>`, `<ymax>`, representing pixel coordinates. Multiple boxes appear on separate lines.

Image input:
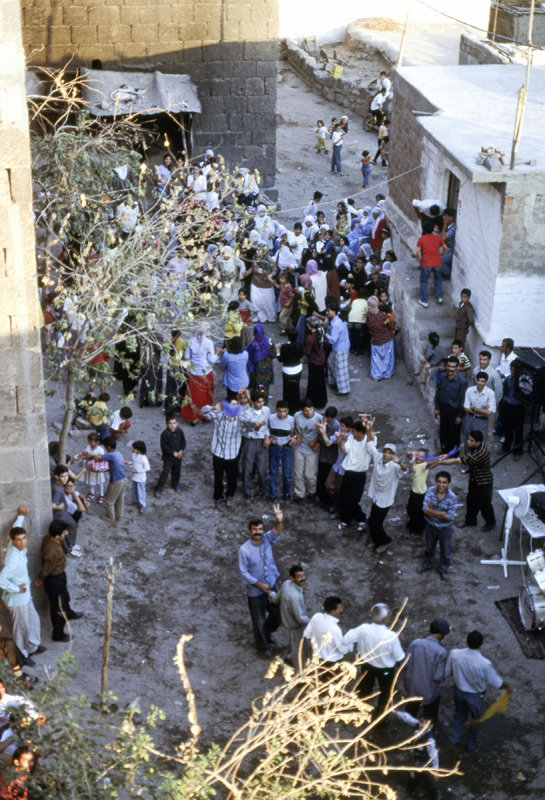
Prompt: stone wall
<box><xmin>282</xmin><ymin>38</ymin><xmax>387</xmax><ymax>117</ymax></box>
<box><xmin>458</xmin><ymin>33</ymin><xmax>509</xmax><ymax>65</ymax></box>
<box><xmin>488</xmin><ymin>3</ymin><xmax>545</xmax><ymax>47</ymax></box>
<box><xmin>0</xmin><ymin>0</ymin><xmax>51</xmax><ymax>574</ymax></box>
<box><xmin>20</xmin><ymin>0</ymin><xmax>279</xmax><ymax>188</ymax></box>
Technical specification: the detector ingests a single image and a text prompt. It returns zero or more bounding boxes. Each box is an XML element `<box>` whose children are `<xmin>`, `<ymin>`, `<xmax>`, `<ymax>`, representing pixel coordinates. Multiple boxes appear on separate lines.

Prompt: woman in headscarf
<box><xmin>304</xmin><ymin>316</ymin><xmax>328</xmax><ymax>409</ymax></box>
<box><xmin>324</xmin><ymin>254</ymin><xmax>340</xmax><ymax>301</ymax></box>
<box><xmin>276</xmin><ymin>327</ymin><xmax>303</xmax><ymax>415</ymax></box>
<box><xmin>305</xmin><ymin>259</ymin><xmax>327</xmax><ymax>313</ymax></box>
<box><xmin>370</xmin><ymin>206</ymin><xmax>387</xmax><ymax>257</ymax></box>
<box><xmin>248</xmin><ymin>246</ymin><xmax>277</xmax><ymax>323</ymax></box>
<box><xmin>181</xmin><ymin>326</ymin><xmax>219</xmax><ymax>424</ymax></box>
<box><xmin>253</xmin><ymin>205</ymin><xmax>276</xmax><ymax>253</ymax></box>
<box><xmin>245</xmin><ymin>323</ymin><xmax>276</xmax><ymax>396</ymax></box>
<box><xmin>365</xmin><ymin>295</ymin><xmax>397</xmax><ymax>381</ymax></box>
<box><xmin>335</xmin><ymin>251</ymin><xmax>351</xmax><ymax>283</ymax></box>
<box><xmin>302</xmin><ymin>215</ymin><xmax>319</xmax><ymax>243</ymax></box>
<box><xmin>218</xmin><ymin>245</ymin><xmax>245</xmax><ymax>303</ymax></box>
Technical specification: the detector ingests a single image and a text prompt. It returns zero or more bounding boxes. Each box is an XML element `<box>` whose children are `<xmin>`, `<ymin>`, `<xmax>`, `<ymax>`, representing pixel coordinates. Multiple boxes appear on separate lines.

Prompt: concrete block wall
<box><xmin>458</xmin><ymin>33</ymin><xmax>509</xmax><ymax>65</ymax></box>
<box><xmin>388</xmin><ymin>71</ymin><xmax>436</xmax><ymax>222</ymax></box>
<box><xmin>488</xmin><ymin>3</ymin><xmax>545</xmax><ymax>47</ymax></box>
<box><xmin>1</xmin><ymin>0</ymin><xmax>52</xmax><ymax>575</ymax></box>
<box><xmin>20</xmin><ymin>0</ymin><xmax>279</xmax><ymax>188</ymax></box>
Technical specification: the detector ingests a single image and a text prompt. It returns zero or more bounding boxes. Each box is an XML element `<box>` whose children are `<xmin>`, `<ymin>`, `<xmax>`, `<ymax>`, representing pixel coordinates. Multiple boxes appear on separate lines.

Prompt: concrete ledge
<box><xmin>458</xmin><ymin>33</ymin><xmax>511</xmax><ymax>65</ymax></box>
<box><xmin>345</xmin><ymin>22</ymin><xmax>398</xmax><ymax>66</ymax></box>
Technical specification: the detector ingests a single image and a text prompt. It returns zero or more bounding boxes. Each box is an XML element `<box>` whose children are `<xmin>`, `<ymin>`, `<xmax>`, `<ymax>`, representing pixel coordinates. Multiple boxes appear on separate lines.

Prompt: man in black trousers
<box><xmin>37</xmin><ymin>520</ymin><xmax>83</xmax><ymax>642</ymax></box>
<box><xmin>434</xmin><ymin>356</ymin><xmax>466</xmax><ymax>453</ymax></box>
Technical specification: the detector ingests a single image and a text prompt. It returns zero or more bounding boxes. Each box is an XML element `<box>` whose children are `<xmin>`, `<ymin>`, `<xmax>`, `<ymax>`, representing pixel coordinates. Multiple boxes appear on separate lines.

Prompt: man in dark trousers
<box><xmin>438</xmin><ymin>429</ymin><xmax>496</xmax><ymax>532</ymax></box>
<box><xmin>154</xmin><ymin>414</ymin><xmax>186</xmax><ymax>497</ymax></box>
<box><xmin>402</xmin><ymin>617</ymin><xmax>450</xmax><ymax>725</ymax></box>
<box><xmin>434</xmin><ymin>356</ymin><xmax>466</xmax><ymax>453</ymax></box>
<box><xmin>36</xmin><ymin>520</ymin><xmax>83</xmax><ymax>642</ymax></box>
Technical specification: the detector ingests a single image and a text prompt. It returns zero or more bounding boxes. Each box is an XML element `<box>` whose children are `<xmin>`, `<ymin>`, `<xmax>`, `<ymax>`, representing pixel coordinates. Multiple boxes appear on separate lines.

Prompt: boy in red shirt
<box><xmin>416</xmin><ymin>222</ymin><xmax>448</xmax><ymax>308</ymax></box>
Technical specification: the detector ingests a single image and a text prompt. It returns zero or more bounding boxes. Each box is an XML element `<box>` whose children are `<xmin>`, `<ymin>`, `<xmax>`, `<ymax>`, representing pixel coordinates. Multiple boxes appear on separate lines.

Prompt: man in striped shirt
<box><xmin>437</xmin><ymin>429</ymin><xmax>495</xmax><ymax>532</ymax></box>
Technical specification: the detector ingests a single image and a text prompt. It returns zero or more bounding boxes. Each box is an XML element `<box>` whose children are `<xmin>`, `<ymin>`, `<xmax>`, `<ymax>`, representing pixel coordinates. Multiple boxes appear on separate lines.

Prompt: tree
<box><xmin>0</xmin><ymin>635</ymin><xmax>458</xmax><ymax>799</ymax></box>
<box><xmin>30</xmin><ymin>68</ymin><xmax>250</xmax><ymax>459</ymax></box>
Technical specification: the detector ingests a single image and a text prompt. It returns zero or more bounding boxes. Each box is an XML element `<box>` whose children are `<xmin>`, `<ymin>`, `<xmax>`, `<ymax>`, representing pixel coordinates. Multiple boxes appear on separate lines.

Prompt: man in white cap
<box><xmin>344</xmin><ymin>603</ymin><xmax>405</xmax><ymax>720</ymax></box>
<box><xmin>364</xmin><ymin>418</ymin><xmax>407</xmax><ymax>553</ymax></box>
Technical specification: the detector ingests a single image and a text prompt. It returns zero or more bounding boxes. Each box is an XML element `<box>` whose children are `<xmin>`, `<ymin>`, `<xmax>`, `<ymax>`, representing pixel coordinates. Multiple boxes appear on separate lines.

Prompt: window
<box><xmin>447</xmin><ymin>172</ymin><xmax>460</xmax><ymax>210</ymax></box>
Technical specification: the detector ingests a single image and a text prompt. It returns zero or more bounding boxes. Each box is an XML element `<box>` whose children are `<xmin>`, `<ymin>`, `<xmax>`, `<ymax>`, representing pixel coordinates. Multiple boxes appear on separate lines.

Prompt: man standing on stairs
<box><xmin>434</xmin><ymin>356</ymin><xmax>466</xmax><ymax>454</ymax></box>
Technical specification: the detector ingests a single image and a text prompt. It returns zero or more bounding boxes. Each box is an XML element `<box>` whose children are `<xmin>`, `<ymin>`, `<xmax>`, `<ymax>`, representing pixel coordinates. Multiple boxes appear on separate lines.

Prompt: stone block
<box><xmin>63</xmin><ymin>6</ymin><xmax>89</xmax><ymax>25</ymax></box>
<box><xmin>198</xmin><ymin>95</ymin><xmax>224</xmax><ymax>113</ymax></box>
<box><xmin>71</xmin><ymin>25</ymin><xmax>98</xmax><ymax>44</ymax></box>
<box><xmin>98</xmin><ymin>23</ymin><xmax>131</xmax><ymax>43</ymax></box>
<box><xmin>114</xmin><ymin>42</ymin><xmax>148</xmax><ymax>60</ymax></box>
<box><xmin>44</xmin><ymin>44</ymin><xmax>76</xmax><ymax>64</ymax></box>
<box><xmin>22</xmin><ymin>25</ymin><xmax>47</xmax><ymax>45</ymax></box>
<box><xmin>88</xmin><ymin>5</ymin><xmax>120</xmax><ymax>24</ymax></box>
<box><xmin>205</xmin><ymin>113</ymin><xmax>228</xmax><ymax>130</ymax></box>
<box><xmin>244</xmin><ymin>40</ymin><xmax>277</xmax><ymax>61</ymax></box>
<box><xmin>227</xmin><ymin>113</ymin><xmax>244</xmax><ymax>131</ymax></box>
<box><xmin>264</xmin><ymin>77</ymin><xmax>276</xmax><ymax>96</ymax></box>
<box><xmin>251</xmin><ymin>127</ymin><xmax>275</xmax><ymax>145</ymax></box>
<box><xmin>77</xmin><ymin>43</ymin><xmax>115</xmax><ymax>62</ymax></box>
<box><xmin>131</xmin><ymin>23</ymin><xmax>159</xmax><ymax>43</ymax></box>
<box><xmin>256</xmin><ymin>60</ymin><xmax>277</xmax><ymax>77</ymax></box>
<box><xmin>158</xmin><ymin>24</ymin><xmax>180</xmax><ymax>43</ymax></box>
<box><xmin>210</xmin><ymin>78</ymin><xmax>230</xmax><ymax>97</ymax></box>
<box><xmin>205</xmin><ymin>19</ymin><xmax>222</xmax><ymax>40</ymax></box>
<box><xmin>204</xmin><ymin>60</ymin><xmax>233</xmax><ymax>78</ymax></box>
<box><xmin>222</xmin><ymin>20</ymin><xmax>240</xmax><ymax>40</ymax></box>
<box><xmin>181</xmin><ymin>43</ymin><xmax>203</xmax><ymax>62</ymax></box>
<box><xmin>46</xmin><ymin>25</ymin><xmax>76</xmax><ymax>45</ymax></box>
<box><xmin>179</xmin><ymin>21</ymin><xmax>206</xmax><ymax>40</ymax></box>
<box><xmin>138</xmin><ymin>5</ymin><xmax>171</xmax><ymax>24</ymax></box>
<box><xmin>246</xmin><ymin>96</ymin><xmax>272</xmax><ymax>114</ymax></box>
<box><xmin>232</xmin><ymin>61</ymin><xmax>256</xmax><ymax>78</ymax></box>
<box><xmin>245</xmin><ymin>77</ymin><xmax>264</xmax><ymax>96</ymax></box>
<box><xmin>7</xmin><ymin>168</ymin><xmax>33</xmax><ymax>205</ymax></box>
<box><xmin>229</xmin><ymin>78</ymin><xmax>247</xmax><ymax>96</ymax></box>
<box><xmin>170</xmin><ymin>2</ymin><xmax>195</xmax><ymax>24</ymax></box>
<box><xmin>22</xmin><ymin>7</ymin><xmax>44</xmax><ymax>26</ymax></box>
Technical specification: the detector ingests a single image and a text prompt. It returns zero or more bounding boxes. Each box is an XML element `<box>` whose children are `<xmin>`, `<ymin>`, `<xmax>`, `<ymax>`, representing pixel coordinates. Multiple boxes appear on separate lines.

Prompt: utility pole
<box><xmin>396</xmin><ymin>0</ymin><xmax>414</xmax><ymax>70</ymax></box>
<box><xmin>510</xmin><ymin>0</ymin><xmax>535</xmax><ymax>169</ymax></box>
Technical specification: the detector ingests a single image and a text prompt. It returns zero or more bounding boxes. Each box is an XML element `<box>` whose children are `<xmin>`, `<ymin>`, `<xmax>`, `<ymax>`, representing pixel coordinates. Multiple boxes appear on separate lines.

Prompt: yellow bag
<box><xmin>331</xmin><ymin>65</ymin><xmax>343</xmax><ymax>79</ymax></box>
<box><xmin>467</xmin><ymin>690</ymin><xmax>511</xmax><ymax>726</ymax></box>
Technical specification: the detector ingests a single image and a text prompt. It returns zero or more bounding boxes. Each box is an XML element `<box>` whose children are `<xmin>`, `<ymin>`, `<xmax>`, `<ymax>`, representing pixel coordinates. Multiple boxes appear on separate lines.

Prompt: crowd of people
<box><xmin>0</xmin><ymin>92</ymin><xmax>527</xmax><ymax>794</ymax></box>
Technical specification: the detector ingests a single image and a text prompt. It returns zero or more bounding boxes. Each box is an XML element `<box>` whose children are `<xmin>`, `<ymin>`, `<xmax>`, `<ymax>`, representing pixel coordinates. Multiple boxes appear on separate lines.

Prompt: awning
<box><xmin>80</xmin><ymin>68</ymin><xmax>201</xmax><ymax>117</ymax></box>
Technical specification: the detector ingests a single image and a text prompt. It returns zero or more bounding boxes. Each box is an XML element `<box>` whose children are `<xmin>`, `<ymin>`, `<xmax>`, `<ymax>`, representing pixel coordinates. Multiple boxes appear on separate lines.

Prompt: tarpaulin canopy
<box><xmin>80</xmin><ymin>68</ymin><xmax>201</xmax><ymax>117</ymax></box>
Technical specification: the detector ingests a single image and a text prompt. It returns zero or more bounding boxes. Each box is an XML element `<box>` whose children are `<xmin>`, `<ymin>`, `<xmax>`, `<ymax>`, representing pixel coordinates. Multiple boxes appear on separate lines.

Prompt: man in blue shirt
<box><xmin>417</xmin><ymin>471</ymin><xmax>457</xmax><ymax>581</ymax></box>
<box><xmin>238</xmin><ymin>504</ymin><xmax>283</xmax><ymax>658</ymax></box>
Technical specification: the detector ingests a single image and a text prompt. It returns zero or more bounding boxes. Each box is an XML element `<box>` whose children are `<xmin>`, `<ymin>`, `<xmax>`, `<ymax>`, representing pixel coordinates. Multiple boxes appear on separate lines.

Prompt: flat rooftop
<box><xmin>398</xmin><ymin>64</ymin><xmax>545</xmax><ymax>181</ymax></box>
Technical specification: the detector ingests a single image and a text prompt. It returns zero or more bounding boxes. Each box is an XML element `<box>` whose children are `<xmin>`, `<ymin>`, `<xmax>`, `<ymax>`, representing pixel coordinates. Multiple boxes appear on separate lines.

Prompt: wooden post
<box><xmin>510</xmin><ymin>0</ymin><xmax>535</xmax><ymax>169</ymax></box>
<box><xmin>101</xmin><ymin>558</ymin><xmax>122</xmax><ymax>697</ymax></box>
<box><xmin>396</xmin><ymin>0</ymin><xmax>414</xmax><ymax>70</ymax></box>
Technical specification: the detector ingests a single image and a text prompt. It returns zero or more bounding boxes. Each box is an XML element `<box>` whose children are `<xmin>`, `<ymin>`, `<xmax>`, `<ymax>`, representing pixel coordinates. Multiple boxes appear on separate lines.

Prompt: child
<box><xmin>109</xmin><ymin>406</ymin><xmax>133</xmax><ymax>438</ymax></box>
<box><xmin>360</xmin><ymin>150</ymin><xmax>371</xmax><ymax>188</ymax></box>
<box><xmin>315</xmin><ymin>119</ymin><xmax>328</xmax><ymax>154</ymax></box>
<box><xmin>454</xmin><ymin>287</ymin><xmax>475</xmax><ymax>345</ymax></box>
<box><xmin>268</xmin><ymin>271</ymin><xmax>295</xmax><ymax>333</ymax></box>
<box><xmin>130</xmin><ymin>441</ymin><xmax>150</xmax><ymax>513</ymax></box>
<box><xmin>154</xmin><ymin>415</ymin><xmax>186</xmax><ymax>497</ymax></box>
<box><xmin>237</xmin><ymin>288</ymin><xmax>257</xmax><ymax>324</ymax></box>
<box><xmin>414</xmin><ymin>332</ymin><xmax>442</xmax><ymax>385</ymax></box>
<box><xmin>434</xmin><ymin>357</ymin><xmax>448</xmax><ymax>386</ymax></box>
<box><xmin>224</xmin><ymin>300</ymin><xmax>244</xmax><ymax>341</ymax></box>
<box><xmin>395</xmin><ymin>709</ymin><xmax>440</xmax><ymax>800</ymax></box>
<box><xmin>86</xmin><ymin>392</ymin><xmax>110</xmax><ymax>441</ymax></box>
<box><xmin>328</xmin><ymin>116</ymin><xmax>338</xmax><ymax>135</ymax></box>
<box><xmin>450</xmin><ymin>339</ymin><xmax>471</xmax><ymax>375</ymax></box>
<box><xmin>404</xmin><ymin>448</ymin><xmax>430</xmax><ymax>539</ymax></box>
<box><xmin>75</xmin><ymin>432</ymin><xmax>107</xmax><ymax>503</ymax></box>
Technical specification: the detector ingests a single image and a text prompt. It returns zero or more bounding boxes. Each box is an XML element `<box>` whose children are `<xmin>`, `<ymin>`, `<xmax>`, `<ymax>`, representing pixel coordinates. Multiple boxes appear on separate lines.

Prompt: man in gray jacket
<box><xmin>271</xmin><ymin>565</ymin><xmax>310</xmax><ymax>671</ymax></box>
<box><xmin>402</xmin><ymin>617</ymin><xmax>450</xmax><ymax>725</ymax></box>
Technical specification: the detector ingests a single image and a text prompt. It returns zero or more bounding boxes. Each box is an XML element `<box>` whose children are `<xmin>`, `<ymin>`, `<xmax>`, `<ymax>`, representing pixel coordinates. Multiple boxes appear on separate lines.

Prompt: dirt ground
<box><xmin>24</xmin><ymin>62</ymin><xmax>545</xmax><ymax>798</ymax></box>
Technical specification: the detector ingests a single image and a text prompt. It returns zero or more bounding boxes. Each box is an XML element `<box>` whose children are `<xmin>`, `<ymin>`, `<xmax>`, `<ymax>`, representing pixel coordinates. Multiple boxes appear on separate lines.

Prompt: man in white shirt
<box><xmin>370</xmin><ymin>88</ymin><xmax>387</xmax><ymax>124</ymax></box>
<box><xmin>334</xmin><ymin>420</ymin><xmax>373</xmax><ymax>530</ymax></box>
<box><xmin>446</xmin><ymin>629</ymin><xmax>512</xmax><ymax>752</ymax></box>
<box><xmin>344</xmin><ymin>603</ymin><xmax>405</xmax><ymax>720</ymax></box>
<box><xmin>304</xmin><ymin>596</ymin><xmax>349</xmax><ymax>677</ymax></box>
<box><xmin>292</xmin><ymin>400</ymin><xmax>322</xmax><ymax>502</ymax></box>
<box><xmin>270</xmin><ymin>564</ymin><xmax>309</xmax><ymax>671</ymax></box>
<box><xmin>289</xmin><ymin>222</ymin><xmax>307</xmax><ymax>266</ymax></box>
<box><xmin>496</xmin><ymin>337</ymin><xmax>517</xmax><ymax>378</ymax></box>
<box><xmin>365</xmin><ymin>418</ymin><xmax>407</xmax><ymax>553</ymax></box>
<box><xmin>241</xmin><ymin>390</ymin><xmax>271</xmax><ymax>502</ymax></box>
<box><xmin>463</xmin><ymin>372</ymin><xmax>496</xmax><ymax>443</ymax></box>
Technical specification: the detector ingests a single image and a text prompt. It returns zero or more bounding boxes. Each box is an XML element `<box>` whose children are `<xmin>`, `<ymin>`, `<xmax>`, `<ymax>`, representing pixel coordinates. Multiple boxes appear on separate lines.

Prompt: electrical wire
<box><xmin>413</xmin><ymin>0</ymin><xmax>545</xmax><ymax>51</ymax></box>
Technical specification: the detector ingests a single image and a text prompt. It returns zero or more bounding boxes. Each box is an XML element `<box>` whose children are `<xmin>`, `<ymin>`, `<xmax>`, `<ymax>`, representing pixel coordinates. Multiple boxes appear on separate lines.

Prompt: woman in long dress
<box><xmin>181</xmin><ymin>328</ymin><xmax>219</xmax><ymax>424</ymax></box>
<box><xmin>245</xmin><ymin>323</ymin><xmax>276</xmax><ymax>397</ymax></box>
<box><xmin>276</xmin><ymin>328</ymin><xmax>303</xmax><ymax>415</ymax></box>
<box><xmin>305</xmin><ymin>259</ymin><xmax>328</xmax><ymax>313</ymax></box>
<box><xmin>304</xmin><ymin>316</ymin><xmax>328</xmax><ymax>409</ymax></box>
<box><xmin>366</xmin><ymin>295</ymin><xmax>397</xmax><ymax>381</ymax></box>
<box><xmin>248</xmin><ymin>247</ymin><xmax>277</xmax><ymax>323</ymax></box>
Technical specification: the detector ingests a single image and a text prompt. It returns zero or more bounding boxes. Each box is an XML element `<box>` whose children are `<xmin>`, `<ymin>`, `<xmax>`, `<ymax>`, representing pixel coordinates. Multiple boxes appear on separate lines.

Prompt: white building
<box><xmin>387</xmin><ymin>63</ymin><xmax>545</xmax><ymax>348</ymax></box>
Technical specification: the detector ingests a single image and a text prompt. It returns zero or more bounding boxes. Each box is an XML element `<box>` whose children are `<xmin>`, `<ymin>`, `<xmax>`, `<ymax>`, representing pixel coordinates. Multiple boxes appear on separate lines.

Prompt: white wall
<box><xmin>279</xmin><ymin>0</ymin><xmax>491</xmax><ymax>41</ymax></box>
